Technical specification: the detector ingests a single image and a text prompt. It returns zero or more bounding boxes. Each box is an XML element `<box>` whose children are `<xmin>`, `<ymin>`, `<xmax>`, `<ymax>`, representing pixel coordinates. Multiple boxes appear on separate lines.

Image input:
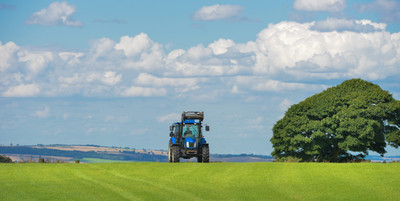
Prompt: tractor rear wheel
<box><xmin>201</xmin><ymin>145</ymin><xmax>209</xmax><ymax>163</ymax></box>
<box><xmin>172</xmin><ymin>145</ymin><xmax>180</xmax><ymax>163</ymax></box>
<box><xmin>168</xmin><ymin>140</ymin><xmax>172</xmax><ymax>162</ymax></box>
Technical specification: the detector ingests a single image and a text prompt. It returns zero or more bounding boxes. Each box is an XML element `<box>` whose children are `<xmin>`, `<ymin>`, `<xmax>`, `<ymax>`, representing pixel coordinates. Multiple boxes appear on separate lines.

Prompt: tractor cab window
<box><xmin>182</xmin><ymin>124</ymin><xmax>199</xmax><ymax>138</ymax></box>
<box><xmin>173</xmin><ymin>125</ymin><xmax>180</xmax><ymax>136</ymax></box>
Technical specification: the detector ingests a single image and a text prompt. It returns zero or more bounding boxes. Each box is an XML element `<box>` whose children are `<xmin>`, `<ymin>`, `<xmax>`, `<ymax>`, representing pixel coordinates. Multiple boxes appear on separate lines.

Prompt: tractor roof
<box><xmin>181</xmin><ymin>111</ymin><xmax>204</xmax><ymax>121</ymax></box>
<box><xmin>173</xmin><ymin>119</ymin><xmax>201</xmax><ymax>125</ymax></box>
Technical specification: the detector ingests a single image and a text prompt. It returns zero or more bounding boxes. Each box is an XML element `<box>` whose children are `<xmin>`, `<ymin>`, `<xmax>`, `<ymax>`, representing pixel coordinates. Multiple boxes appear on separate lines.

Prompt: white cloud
<box><xmin>115</xmin><ymin>33</ymin><xmax>153</xmax><ymax>58</ymax></box>
<box><xmin>102</xmin><ymin>71</ymin><xmax>122</xmax><ymax>85</ymax></box>
<box><xmin>165</xmin><ymin>43</ymin><xmax>244</xmax><ymax>76</ymax></box>
<box><xmin>279</xmin><ymin>99</ymin><xmax>293</xmax><ymax>112</ymax></box>
<box><xmin>293</xmin><ymin>0</ymin><xmax>346</xmax><ymax>12</ymax></box>
<box><xmin>253</xmin><ymin>21</ymin><xmax>400</xmax><ymax>80</ymax></box>
<box><xmin>89</xmin><ymin>37</ymin><xmax>117</xmax><ymax>61</ymax></box>
<box><xmin>17</xmin><ymin>50</ymin><xmax>53</xmax><ymax>74</ymax></box>
<box><xmin>34</xmin><ymin>106</ymin><xmax>51</xmax><ymax>118</ymax></box>
<box><xmin>58</xmin><ymin>52</ymin><xmax>84</xmax><ymax>66</ymax></box>
<box><xmin>193</xmin><ymin>4</ymin><xmax>244</xmax><ymax>21</ymax></box>
<box><xmin>0</xmin><ymin>41</ymin><xmax>19</xmax><ymax>71</ymax></box>
<box><xmin>208</xmin><ymin>39</ymin><xmax>235</xmax><ymax>55</ymax></box>
<box><xmin>2</xmin><ymin>84</ymin><xmax>40</xmax><ymax>97</ymax></box>
<box><xmin>120</xmin><ymin>86</ymin><xmax>167</xmax><ymax>97</ymax></box>
<box><xmin>252</xmin><ymin>79</ymin><xmax>327</xmax><ymax>92</ymax></box>
<box><xmin>114</xmin><ymin>34</ymin><xmax>164</xmax><ymax>70</ymax></box>
<box><xmin>1</xmin><ymin>20</ymin><xmax>400</xmax><ymax>98</ymax></box>
<box><xmin>311</xmin><ymin>18</ymin><xmax>386</xmax><ymax>32</ymax></box>
<box><xmin>25</xmin><ymin>1</ymin><xmax>83</xmax><ymax>26</ymax></box>
<box><xmin>135</xmin><ymin>73</ymin><xmax>199</xmax><ymax>88</ymax></box>
<box><xmin>134</xmin><ymin>73</ymin><xmax>205</xmax><ymax>95</ymax></box>
<box><xmin>157</xmin><ymin>113</ymin><xmax>181</xmax><ymax>122</ymax></box>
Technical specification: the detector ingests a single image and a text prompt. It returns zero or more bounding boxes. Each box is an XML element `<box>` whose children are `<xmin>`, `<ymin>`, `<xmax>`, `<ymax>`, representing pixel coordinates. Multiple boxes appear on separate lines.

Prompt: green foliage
<box><xmin>271</xmin><ymin>79</ymin><xmax>400</xmax><ymax>162</ymax></box>
<box><xmin>0</xmin><ymin>163</ymin><xmax>399</xmax><ymax>200</ymax></box>
<box><xmin>0</xmin><ymin>155</ymin><xmax>12</xmax><ymax>163</ymax></box>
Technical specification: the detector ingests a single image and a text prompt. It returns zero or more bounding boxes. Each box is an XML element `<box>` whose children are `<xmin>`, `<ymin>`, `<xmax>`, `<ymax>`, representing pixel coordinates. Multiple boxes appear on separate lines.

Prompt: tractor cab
<box><xmin>168</xmin><ymin>111</ymin><xmax>210</xmax><ymax>162</ymax></box>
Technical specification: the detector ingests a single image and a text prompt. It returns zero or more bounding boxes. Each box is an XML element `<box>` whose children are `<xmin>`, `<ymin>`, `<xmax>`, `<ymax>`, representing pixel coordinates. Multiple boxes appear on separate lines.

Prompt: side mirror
<box><xmin>169</xmin><ymin>126</ymin><xmax>173</xmax><ymax>132</ymax></box>
<box><xmin>170</xmin><ymin>132</ymin><xmax>174</xmax><ymax>137</ymax></box>
<box><xmin>205</xmin><ymin>125</ymin><xmax>210</xmax><ymax>131</ymax></box>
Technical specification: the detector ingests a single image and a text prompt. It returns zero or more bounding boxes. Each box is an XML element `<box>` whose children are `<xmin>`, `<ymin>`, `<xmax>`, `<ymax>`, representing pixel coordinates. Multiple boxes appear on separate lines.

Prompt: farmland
<box><xmin>0</xmin><ymin>162</ymin><xmax>399</xmax><ymax>200</ymax></box>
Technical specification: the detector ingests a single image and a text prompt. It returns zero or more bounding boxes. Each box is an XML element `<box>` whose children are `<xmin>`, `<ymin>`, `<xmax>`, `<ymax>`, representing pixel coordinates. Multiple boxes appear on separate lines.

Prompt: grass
<box><xmin>80</xmin><ymin>158</ymin><xmax>131</xmax><ymax>163</ymax></box>
<box><xmin>0</xmin><ymin>162</ymin><xmax>399</xmax><ymax>201</ymax></box>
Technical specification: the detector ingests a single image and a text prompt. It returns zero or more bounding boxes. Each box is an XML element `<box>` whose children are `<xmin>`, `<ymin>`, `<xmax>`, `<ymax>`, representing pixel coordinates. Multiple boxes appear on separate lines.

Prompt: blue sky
<box><xmin>1</xmin><ymin>0</ymin><xmax>400</xmax><ymax>155</ymax></box>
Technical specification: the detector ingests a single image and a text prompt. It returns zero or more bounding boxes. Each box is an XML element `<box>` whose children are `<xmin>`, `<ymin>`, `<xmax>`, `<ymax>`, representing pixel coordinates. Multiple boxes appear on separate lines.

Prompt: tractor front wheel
<box><xmin>201</xmin><ymin>145</ymin><xmax>209</xmax><ymax>163</ymax></box>
<box><xmin>172</xmin><ymin>145</ymin><xmax>180</xmax><ymax>163</ymax></box>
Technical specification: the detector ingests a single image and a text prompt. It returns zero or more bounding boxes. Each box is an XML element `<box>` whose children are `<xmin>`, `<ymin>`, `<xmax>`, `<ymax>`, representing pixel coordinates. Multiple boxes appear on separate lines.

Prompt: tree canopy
<box><xmin>0</xmin><ymin>155</ymin><xmax>12</xmax><ymax>163</ymax></box>
<box><xmin>271</xmin><ymin>79</ymin><xmax>400</xmax><ymax>162</ymax></box>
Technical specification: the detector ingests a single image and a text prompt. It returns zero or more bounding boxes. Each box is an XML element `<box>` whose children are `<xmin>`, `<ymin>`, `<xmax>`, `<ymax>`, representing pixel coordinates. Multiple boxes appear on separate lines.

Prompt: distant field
<box><xmin>0</xmin><ymin>162</ymin><xmax>399</xmax><ymax>201</ymax></box>
<box><xmin>80</xmin><ymin>158</ymin><xmax>131</xmax><ymax>163</ymax></box>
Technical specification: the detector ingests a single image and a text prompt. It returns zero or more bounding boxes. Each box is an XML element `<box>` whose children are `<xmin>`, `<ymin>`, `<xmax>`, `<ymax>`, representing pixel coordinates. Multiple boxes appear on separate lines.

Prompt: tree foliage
<box><xmin>271</xmin><ymin>79</ymin><xmax>400</xmax><ymax>162</ymax></box>
<box><xmin>0</xmin><ymin>155</ymin><xmax>13</xmax><ymax>163</ymax></box>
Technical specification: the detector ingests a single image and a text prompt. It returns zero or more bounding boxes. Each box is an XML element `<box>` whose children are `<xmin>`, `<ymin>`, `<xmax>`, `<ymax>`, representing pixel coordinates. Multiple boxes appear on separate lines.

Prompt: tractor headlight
<box><xmin>186</xmin><ymin>141</ymin><xmax>189</xmax><ymax>148</ymax></box>
<box><xmin>194</xmin><ymin>142</ymin><xmax>196</xmax><ymax>148</ymax></box>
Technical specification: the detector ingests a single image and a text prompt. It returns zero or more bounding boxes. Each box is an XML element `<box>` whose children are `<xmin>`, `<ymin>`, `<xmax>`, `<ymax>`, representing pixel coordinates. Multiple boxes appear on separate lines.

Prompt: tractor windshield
<box><xmin>182</xmin><ymin>124</ymin><xmax>200</xmax><ymax>138</ymax></box>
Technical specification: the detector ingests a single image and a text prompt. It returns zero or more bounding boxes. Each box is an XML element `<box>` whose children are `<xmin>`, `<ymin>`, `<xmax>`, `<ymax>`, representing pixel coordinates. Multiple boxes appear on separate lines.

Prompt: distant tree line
<box><xmin>0</xmin><ymin>146</ymin><xmax>167</xmax><ymax>162</ymax></box>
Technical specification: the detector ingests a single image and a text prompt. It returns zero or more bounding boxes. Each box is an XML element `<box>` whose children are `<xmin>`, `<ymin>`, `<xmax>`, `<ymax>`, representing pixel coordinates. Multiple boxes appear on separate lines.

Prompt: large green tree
<box><xmin>271</xmin><ymin>79</ymin><xmax>400</xmax><ymax>162</ymax></box>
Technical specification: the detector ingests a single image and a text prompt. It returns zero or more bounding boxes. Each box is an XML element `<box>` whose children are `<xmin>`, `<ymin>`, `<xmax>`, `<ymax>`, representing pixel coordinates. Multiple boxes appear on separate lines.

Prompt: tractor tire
<box><xmin>172</xmin><ymin>145</ymin><xmax>180</xmax><ymax>163</ymax></box>
<box><xmin>201</xmin><ymin>145</ymin><xmax>209</xmax><ymax>163</ymax></box>
<box><xmin>168</xmin><ymin>140</ymin><xmax>172</xmax><ymax>162</ymax></box>
<box><xmin>197</xmin><ymin>155</ymin><xmax>202</xmax><ymax>163</ymax></box>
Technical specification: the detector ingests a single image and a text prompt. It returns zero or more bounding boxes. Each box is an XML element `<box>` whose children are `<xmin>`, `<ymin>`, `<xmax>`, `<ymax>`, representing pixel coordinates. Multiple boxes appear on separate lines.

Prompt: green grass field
<box><xmin>0</xmin><ymin>162</ymin><xmax>399</xmax><ymax>201</ymax></box>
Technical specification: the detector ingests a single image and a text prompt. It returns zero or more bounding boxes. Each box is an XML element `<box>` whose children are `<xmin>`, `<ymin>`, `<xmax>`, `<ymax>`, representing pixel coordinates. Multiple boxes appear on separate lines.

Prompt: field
<box><xmin>0</xmin><ymin>162</ymin><xmax>399</xmax><ymax>201</ymax></box>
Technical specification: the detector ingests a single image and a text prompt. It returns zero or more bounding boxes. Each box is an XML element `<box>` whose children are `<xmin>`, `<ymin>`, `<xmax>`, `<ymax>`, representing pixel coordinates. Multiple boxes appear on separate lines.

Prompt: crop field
<box><xmin>0</xmin><ymin>162</ymin><xmax>399</xmax><ymax>201</ymax></box>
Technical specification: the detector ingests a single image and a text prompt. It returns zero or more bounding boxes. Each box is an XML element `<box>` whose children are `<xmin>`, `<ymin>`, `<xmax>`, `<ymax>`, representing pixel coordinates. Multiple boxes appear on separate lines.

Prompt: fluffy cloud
<box><xmin>208</xmin><ymin>39</ymin><xmax>235</xmax><ymax>55</ymax></box>
<box><xmin>0</xmin><ymin>41</ymin><xmax>19</xmax><ymax>71</ymax></box>
<box><xmin>115</xmin><ymin>33</ymin><xmax>153</xmax><ymax>58</ymax></box>
<box><xmin>58</xmin><ymin>52</ymin><xmax>84</xmax><ymax>66</ymax></box>
<box><xmin>17</xmin><ymin>50</ymin><xmax>53</xmax><ymax>74</ymax></box>
<box><xmin>252</xmin><ymin>80</ymin><xmax>327</xmax><ymax>92</ymax></box>
<box><xmin>25</xmin><ymin>1</ymin><xmax>83</xmax><ymax>26</ymax></box>
<box><xmin>120</xmin><ymin>86</ymin><xmax>167</xmax><ymax>97</ymax></box>
<box><xmin>293</xmin><ymin>0</ymin><xmax>346</xmax><ymax>12</ymax></box>
<box><xmin>253</xmin><ymin>20</ymin><xmax>400</xmax><ymax>80</ymax></box>
<box><xmin>115</xmin><ymin>34</ymin><xmax>164</xmax><ymax>70</ymax></box>
<box><xmin>311</xmin><ymin>18</ymin><xmax>386</xmax><ymax>32</ymax></box>
<box><xmin>135</xmin><ymin>73</ymin><xmax>199</xmax><ymax>88</ymax></box>
<box><xmin>2</xmin><ymin>84</ymin><xmax>40</xmax><ymax>97</ymax></box>
<box><xmin>1</xmin><ymin>20</ymin><xmax>400</xmax><ymax>98</ymax></box>
<box><xmin>102</xmin><ymin>71</ymin><xmax>122</xmax><ymax>86</ymax></box>
<box><xmin>134</xmin><ymin>73</ymin><xmax>204</xmax><ymax>94</ymax></box>
<box><xmin>193</xmin><ymin>4</ymin><xmax>244</xmax><ymax>21</ymax></box>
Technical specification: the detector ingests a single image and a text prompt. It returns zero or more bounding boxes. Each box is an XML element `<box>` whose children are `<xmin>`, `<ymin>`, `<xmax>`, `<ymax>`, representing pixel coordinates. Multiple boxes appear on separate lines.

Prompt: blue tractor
<box><xmin>168</xmin><ymin>111</ymin><xmax>210</xmax><ymax>163</ymax></box>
